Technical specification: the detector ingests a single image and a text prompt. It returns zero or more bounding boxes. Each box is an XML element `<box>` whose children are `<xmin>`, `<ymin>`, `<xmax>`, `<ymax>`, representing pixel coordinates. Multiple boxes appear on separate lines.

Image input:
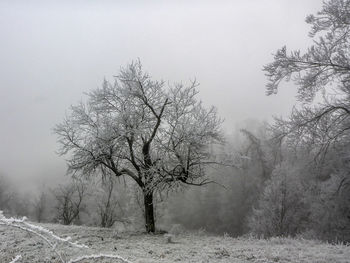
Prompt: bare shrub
<box><xmin>54</xmin><ymin>180</ymin><xmax>87</xmax><ymax>225</ymax></box>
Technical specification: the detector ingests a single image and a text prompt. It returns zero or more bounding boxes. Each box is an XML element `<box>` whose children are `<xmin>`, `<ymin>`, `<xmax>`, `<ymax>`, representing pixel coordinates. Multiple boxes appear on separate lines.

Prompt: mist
<box><xmin>0</xmin><ymin>0</ymin><xmax>321</xmax><ymax>190</ymax></box>
<box><xmin>1</xmin><ymin>2</ymin><xmax>350</xmax><ymax>262</ymax></box>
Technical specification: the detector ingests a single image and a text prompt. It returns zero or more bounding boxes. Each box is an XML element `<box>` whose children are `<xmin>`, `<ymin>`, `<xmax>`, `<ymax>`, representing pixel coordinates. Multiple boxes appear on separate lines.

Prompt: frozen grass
<box><xmin>1</xmin><ymin>221</ymin><xmax>349</xmax><ymax>263</ymax></box>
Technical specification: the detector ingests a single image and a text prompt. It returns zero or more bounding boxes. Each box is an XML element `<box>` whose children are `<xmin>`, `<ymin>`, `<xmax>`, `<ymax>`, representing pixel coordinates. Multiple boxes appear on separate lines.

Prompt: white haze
<box><xmin>0</xmin><ymin>0</ymin><xmax>321</xmax><ymax>190</ymax></box>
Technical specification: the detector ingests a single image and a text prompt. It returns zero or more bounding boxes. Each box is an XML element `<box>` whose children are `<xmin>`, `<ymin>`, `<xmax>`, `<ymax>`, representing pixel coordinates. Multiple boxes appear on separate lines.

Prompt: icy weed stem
<box><xmin>0</xmin><ymin>211</ymin><xmax>133</xmax><ymax>263</ymax></box>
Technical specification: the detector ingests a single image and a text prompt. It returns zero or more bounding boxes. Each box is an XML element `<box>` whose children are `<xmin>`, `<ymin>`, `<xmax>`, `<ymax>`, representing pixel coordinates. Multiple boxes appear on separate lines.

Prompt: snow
<box><xmin>8</xmin><ymin>255</ymin><xmax>21</xmax><ymax>263</ymax></box>
<box><xmin>1</xmin><ymin>221</ymin><xmax>350</xmax><ymax>263</ymax></box>
<box><xmin>67</xmin><ymin>254</ymin><xmax>132</xmax><ymax>263</ymax></box>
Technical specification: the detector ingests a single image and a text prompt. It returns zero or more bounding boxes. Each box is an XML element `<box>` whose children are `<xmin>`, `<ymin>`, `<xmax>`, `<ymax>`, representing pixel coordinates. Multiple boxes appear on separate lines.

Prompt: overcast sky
<box><xmin>0</xmin><ymin>0</ymin><xmax>322</xmax><ymax>190</ymax></box>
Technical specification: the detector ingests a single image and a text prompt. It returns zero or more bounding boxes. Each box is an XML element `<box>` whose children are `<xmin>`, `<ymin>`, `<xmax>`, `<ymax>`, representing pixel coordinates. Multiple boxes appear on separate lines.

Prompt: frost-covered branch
<box><xmin>54</xmin><ymin>60</ymin><xmax>224</xmax><ymax>233</ymax></box>
<box><xmin>264</xmin><ymin>0</ymin><xmax>350</xmax><ymax>102</ymax></box>
<box><xmin>68</xmin><ymin>254</ymin><xmax>133</xmax><ymax>263</ymax></box>
<box><xmin>9</xmin><ymin>255</ymin><xmax>22</xmax><ymax>263</ymax></box>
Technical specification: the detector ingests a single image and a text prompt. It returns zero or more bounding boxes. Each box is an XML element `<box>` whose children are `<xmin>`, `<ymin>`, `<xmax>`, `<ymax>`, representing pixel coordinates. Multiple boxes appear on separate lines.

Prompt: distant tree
<box><xmin>98</xmin><ymin>176</ymin><xmax>118</xmax><ymax>228</ymax></box>
<box><xmin>97</xmin><ymin>174</ymin><xmax>129</xmax><ymax>228</ymax></box>
<box><xmin>239</xmin><ymin>128</ymin><xmax>272</xmax><ymax>180</ymax></box>
<box><xmin>232</xmin><ymin>127</ymin><xmax>275</xmax><ymax>234</ymax></box>
<box><xmin>306</xmin><ymin>151</ymin><xmax>350</xmax><ymax>242</ymax></box>
<box><xmin>164</xmin><ymin>121</ymin><xmax>278</xmax><ymax>236</ymax></box>
<box><xmin>33</xmin><ymin>190</ymin><xmax>47</xmax><ymax>223</ymax></box>
<box><xmin>248</xmin><ymin>161</ymin><xmax>309</xmax><ymax>237</ymax></box>
<box><xmin>0</xmin><ymin>176</ymin><xmax>12</xmax><ymax>214</ymax></box>
<box><xmin>0</xmin><ymin>175</ymin><xmax>30</xmax><ymax>218</ymax></box>
<box><xmin>54</xmin><ymin>180</ymin><xmax>87</xmax><ymax>225</ymax></box>
<box><xmin>54</xmin><ymin>60</ymin><xmax>223</xmax><ymax>232</ymax></box>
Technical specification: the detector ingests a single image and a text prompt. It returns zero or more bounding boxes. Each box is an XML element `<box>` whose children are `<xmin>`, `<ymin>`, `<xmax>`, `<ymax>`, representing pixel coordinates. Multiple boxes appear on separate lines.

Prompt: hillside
<box><xmin>1</xmin><ymin>222</ymin><xmax>349</xmax><ymax>263</ymax></box>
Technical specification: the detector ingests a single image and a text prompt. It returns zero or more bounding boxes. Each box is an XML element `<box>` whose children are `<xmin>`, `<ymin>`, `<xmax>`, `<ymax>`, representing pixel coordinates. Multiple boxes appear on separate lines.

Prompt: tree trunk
<box><xmin>143</xmin><ymin>191</ymin><xmax>155</xmax><ymax>233</ymax></box>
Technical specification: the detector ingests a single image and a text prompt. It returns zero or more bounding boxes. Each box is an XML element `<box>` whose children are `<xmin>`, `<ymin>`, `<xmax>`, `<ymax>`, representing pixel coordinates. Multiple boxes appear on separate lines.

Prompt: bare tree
<box><xmin>0</xmin><ymin>176</ymin><xmax>30</xmax><ymax>218</ymax></box>
<box><xmin>264</xmin><ymin>0</ymin><xmax>350</xmax><ymax>100</ymax></box>
<box><xmin>240</xmin><ymin>129</ymin><xmax>271</xmax><ymax>180</ymax></box>
<box><xmin>33</xmin><ymin>191</ymin><xmax>47</xmax><ymax>223</ymax></box>
<box><xmin>263</xmin><ymin>0</ymin><xmax>350</xmax><ymax>241</ymax></box>
<box><xmin>248</xmin><ymin>161</ymin><xmax>309</xmax><ymax>237</ymax></box>
<box><xmin>97</xmin><ymin>175</ymin><xmax>128</xmax><ymax>228</ymax></box>
<box><xmin>264</xmin><ymin>0</ymin><xmax>350</xmax><ymax>159</ymax></box>
<box><xmin>54</xmin><ymin>60</ymin><xmax>223</xmax><ymax>232</ymax></box>
<box><xmin>54</xmin><ymin>180</ymin><xmax>87</xmax><ymax>225</ymax></box>
<box><xmin>0</xmin><ymin>176</ymin><xmax>12</xmax><ymax>214</ymax></box>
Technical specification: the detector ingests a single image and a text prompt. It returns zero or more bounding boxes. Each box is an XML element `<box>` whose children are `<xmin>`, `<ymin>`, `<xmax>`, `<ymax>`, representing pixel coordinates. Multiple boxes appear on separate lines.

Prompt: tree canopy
<box><xmin>264</xmin><ymin>0</ymin><xmax>350</xmax><ymax>162</ymax></box>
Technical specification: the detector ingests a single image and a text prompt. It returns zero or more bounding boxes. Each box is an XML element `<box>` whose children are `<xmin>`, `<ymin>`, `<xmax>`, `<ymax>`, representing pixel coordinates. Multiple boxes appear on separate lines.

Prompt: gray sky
<box><xmin>0</xmin><ymin>0</ymin><xmax>322</xmax><ymax>190</ymax></box>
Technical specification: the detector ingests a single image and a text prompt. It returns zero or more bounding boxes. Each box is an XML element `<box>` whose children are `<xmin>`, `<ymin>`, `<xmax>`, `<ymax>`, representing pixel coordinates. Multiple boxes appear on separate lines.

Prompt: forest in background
<box><xmin>1</xmin><ymin>117</ymin><xmax>349</xmax><ymax>242</ymax></box>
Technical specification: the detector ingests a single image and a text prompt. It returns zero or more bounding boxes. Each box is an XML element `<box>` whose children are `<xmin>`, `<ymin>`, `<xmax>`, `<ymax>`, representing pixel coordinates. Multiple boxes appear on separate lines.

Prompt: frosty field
<box><xmin>1</xmin><ymin>222</ymin><xmax>349</xmax><ymax>263</ymax></box>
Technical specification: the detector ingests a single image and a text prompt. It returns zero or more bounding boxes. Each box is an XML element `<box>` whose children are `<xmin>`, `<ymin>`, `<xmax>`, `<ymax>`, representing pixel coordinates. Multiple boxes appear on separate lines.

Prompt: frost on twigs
<box><xmin>0</xmin><ymin>211</ymin><xmax>133</xmax><ymax>263</ymax></box>
<box><xmin>9</xmin><ymin>255</ymin><xmax>22</xmax><ymax>263</ymax></box>
<box><xmin>68</xmin><ymin>254</ymin><xmax>133</xmax><ymax>263</ymax></box>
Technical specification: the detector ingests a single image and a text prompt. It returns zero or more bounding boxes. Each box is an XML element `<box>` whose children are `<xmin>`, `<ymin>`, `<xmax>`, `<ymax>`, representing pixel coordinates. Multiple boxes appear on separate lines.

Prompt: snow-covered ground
<box><xmin>1</xmin><ymin>222</ymin><xmax>349</xmax><ymax>263</ymax></box>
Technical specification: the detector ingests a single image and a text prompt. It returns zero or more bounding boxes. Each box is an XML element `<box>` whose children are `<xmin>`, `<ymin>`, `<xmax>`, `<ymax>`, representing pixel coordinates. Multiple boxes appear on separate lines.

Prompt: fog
<box><xmin>0</xmin><ymin>1</ymin><xmax>321</xmax><ymax>190</ymax></box>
